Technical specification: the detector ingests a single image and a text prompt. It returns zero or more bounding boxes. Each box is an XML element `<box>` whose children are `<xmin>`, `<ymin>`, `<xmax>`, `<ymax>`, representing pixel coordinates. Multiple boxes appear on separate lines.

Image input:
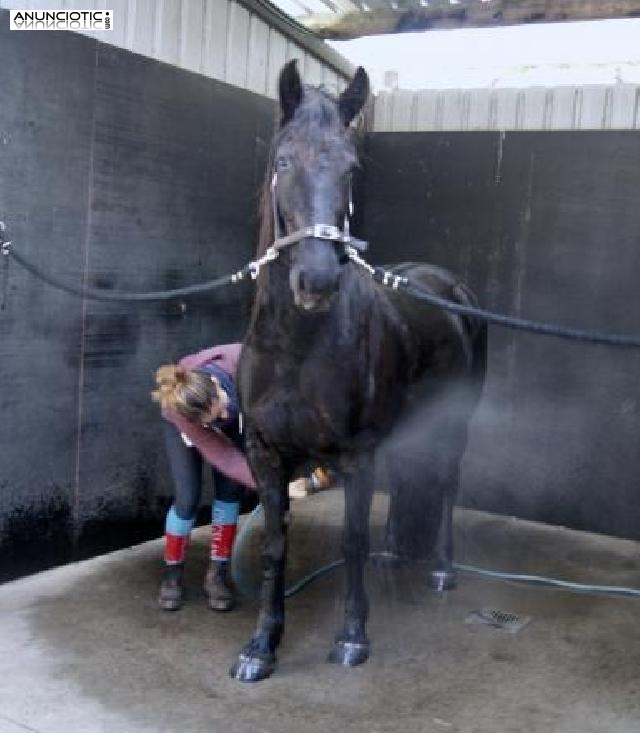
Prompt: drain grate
<box><xmin>465</xmin><ymin>608</ymin><xmax>532</xmax><ymax>634</ymax></box>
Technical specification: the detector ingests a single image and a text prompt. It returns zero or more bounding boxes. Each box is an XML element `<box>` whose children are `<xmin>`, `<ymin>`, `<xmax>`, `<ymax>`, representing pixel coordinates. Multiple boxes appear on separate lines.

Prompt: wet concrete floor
<box><xmin>1</xmin><ymin>492</ymin><xmax>639</xmax><ymax>733</ymax></box>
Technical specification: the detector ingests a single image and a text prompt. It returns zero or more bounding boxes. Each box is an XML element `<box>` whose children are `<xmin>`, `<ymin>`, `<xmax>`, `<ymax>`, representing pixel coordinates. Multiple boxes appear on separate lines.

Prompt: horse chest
<box><xmin>256</xmin><ymin>358</ymin><xmax>356</xmax><ymax>452</ymax></box>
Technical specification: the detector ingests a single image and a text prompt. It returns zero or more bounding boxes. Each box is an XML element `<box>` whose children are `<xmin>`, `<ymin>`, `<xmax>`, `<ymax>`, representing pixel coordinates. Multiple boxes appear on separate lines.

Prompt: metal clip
<box><xmin>0</xmin><ymin>221</ymin><xmax>11</xmax><ymax>255</ymax></box>
<box><xmin>379</xmin><ymin>269</ymin><xmax>407</xmax><ymax>290</ymax></box>
<box><xmin>263</xmin><ymin>246</ymin><xmax>278</xmax><ymax>264</ymax></box>
<box><xmin>344</xmin><ymin>244</ymin><xmax>375</xmax><ymax>275</ymax></box>
<box><xmin>248</xmin><ymin>246</ymin><xmax>279</xmax><ymax>280</ymax></box>
<box><xmin>312</xmin><ymin>224</ymin><xmax>341</xmax><ymax>240</ymax></box>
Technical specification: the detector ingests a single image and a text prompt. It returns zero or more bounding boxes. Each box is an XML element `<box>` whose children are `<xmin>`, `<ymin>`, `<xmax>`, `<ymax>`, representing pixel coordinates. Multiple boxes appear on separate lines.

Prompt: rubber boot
<box><xmin>204</xmin><ymin>560</ymin><xmax>235</xmax><ymax>612</ymax></box>
<box><xmin>158</xmin><ymin>563</ymin><xmax>185</xmax><ymax>611</ymax></box>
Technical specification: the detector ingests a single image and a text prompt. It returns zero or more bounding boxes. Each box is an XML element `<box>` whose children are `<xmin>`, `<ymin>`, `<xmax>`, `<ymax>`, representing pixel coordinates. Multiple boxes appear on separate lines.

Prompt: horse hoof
<box><xmin>327</xmin><ymin>639</ymin><xmax>370</xmax><ymax>667</ymax></box>
<box><xmin>428</xmin><ymin>569</ymin><xmax>457</xmax><ymax>592</ymax></box>
<box><xmin>229</xmin><ymin>651</ymin><xmax>276</xmax><ymax>682</ymax></box>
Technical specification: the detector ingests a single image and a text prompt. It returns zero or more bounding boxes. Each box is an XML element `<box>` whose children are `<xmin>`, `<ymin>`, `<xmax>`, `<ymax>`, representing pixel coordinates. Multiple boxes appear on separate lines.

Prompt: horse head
<box><xmin>271</xmin><ymin>60</ymin><xmax>369</xmax><ymax>312</ymax></box>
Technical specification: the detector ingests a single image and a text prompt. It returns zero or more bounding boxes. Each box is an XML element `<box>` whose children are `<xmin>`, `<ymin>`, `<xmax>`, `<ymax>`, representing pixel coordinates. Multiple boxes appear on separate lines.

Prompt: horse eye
<box><xmin>276</xmin><ymin>156</ymin><xmax>291</xmax><ymax>171</ymax></box>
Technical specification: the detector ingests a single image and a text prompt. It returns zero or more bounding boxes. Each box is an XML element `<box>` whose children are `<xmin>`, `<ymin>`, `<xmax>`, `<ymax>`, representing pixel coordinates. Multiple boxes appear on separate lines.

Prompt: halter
<box><xmin>233</xmin><ymin>172</ymin><xmax>369</xmax><ymax>281</ymax></box>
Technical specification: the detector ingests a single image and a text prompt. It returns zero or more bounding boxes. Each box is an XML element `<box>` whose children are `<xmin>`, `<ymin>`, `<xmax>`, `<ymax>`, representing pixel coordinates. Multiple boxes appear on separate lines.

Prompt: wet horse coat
<box><xmin>231</xmin><ymin>61</ymin><xmax>487</xmax><ymax>681</ymax></box>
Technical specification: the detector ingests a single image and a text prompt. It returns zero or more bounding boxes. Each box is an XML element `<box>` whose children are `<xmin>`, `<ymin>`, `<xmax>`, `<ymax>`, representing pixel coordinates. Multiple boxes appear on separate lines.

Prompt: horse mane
<box><xmin>256</xmin><ymin>166</ymin><xmax>275</xmax><ymax>259</ymax></box>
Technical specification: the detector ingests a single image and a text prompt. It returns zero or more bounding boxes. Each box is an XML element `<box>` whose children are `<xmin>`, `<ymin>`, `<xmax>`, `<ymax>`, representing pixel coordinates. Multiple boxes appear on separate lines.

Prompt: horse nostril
<box><xmin>298</xmin><ymin>271</ymin><xmax>308</xmax><ymax>292</ymax></box>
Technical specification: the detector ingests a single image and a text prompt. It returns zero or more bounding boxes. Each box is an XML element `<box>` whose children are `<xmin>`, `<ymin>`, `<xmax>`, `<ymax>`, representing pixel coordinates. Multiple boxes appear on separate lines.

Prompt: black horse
<box><xmin>231</xmin><ymin>61</ymin><xmax>487</xmax><ymax>682</ymax></box>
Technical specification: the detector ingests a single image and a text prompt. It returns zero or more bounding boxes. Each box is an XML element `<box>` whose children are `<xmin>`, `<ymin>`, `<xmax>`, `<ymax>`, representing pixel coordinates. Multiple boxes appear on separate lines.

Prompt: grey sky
<box><xmin>327</xmin><ymin>20</ymin><xmax>640</xmax><ymax>90</ymax></box>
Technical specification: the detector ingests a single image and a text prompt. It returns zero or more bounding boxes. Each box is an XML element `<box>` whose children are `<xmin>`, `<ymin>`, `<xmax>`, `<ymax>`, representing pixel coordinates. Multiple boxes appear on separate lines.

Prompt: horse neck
<box><xmin>247</xmin><ymin>263</ymin><xmax>323</xmax><ymax>351</ymax></box>
<box><xmin>247</xmin><ymin>263</ymin><xmax>399</xmax><ymax>367</ymax></box>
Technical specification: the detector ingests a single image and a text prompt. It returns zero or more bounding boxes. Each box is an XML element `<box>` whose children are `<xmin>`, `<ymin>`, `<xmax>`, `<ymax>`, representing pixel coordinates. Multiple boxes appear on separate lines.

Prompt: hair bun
<box><xmin>151</xmin><ymin>362</ymin><xmax>213</xmax><ymax>421</ymax></box>
<box><xmin>173</xmin><ymin>365</ymin><xmax>188</xmax><ymax>384</ymax></box>
<box><xmin>152</xmin><ymin>363</ymin><xmax>185</xmax><ymax>404</ymax></box>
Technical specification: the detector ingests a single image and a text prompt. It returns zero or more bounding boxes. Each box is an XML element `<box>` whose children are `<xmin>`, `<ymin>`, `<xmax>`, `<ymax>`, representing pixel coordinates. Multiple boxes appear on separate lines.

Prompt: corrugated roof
<box><xmin>262</xmin><ymin>0</ymin><xmax>640</xmax><ymax>40</ymax></box>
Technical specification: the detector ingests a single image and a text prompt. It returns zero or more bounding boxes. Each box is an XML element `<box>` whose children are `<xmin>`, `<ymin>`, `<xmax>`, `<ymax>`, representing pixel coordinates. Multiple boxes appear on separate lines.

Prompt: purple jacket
<box><xmin>162</xmin><ymin>343</ymin><xmax>256</xmax><ymax>490</ymax></box>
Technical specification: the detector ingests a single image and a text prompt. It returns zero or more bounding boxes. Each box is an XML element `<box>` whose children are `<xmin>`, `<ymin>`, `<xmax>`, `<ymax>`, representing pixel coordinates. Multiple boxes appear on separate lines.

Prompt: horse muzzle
<box><xmin>289</xmin><ymin>240</ymin><xmax>341</xmax><ymax>312</ymax></box>
<box><xmin>290</xmin><ymin>267</ymin><xmax>338</xmax><ymax>312</ymax></box>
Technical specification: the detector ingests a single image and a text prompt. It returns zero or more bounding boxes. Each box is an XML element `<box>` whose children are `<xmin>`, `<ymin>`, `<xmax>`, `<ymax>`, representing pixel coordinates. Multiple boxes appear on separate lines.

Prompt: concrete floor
<box><xmin>1</xmin><ymin>491</ymin><xmax>639</xmax><ymax>733</ymax></box>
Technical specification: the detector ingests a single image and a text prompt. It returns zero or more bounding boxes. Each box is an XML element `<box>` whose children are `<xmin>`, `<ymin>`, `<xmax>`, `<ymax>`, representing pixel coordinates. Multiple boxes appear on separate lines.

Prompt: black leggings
<box><xmin>163</xmin><ymin>421</ymin><xmax>244</xmax><ymax>520</ymax></box>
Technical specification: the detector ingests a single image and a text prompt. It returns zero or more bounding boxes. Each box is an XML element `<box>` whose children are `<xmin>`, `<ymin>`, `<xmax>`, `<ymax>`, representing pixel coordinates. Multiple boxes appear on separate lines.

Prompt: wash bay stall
<box><xmin>0</xmin><ymin>2</ymin><xmax>639</xmax><ymax>728</ymax></box>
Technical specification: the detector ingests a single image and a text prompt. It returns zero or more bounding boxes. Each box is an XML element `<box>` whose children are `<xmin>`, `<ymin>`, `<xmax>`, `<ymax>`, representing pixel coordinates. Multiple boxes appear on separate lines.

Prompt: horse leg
<box><xmin>383</xmin><ymin>447</ymin><xmax>441</xmax><ymax>559</ymax></box>
<box><xmin>383</xmin><ymin>415</ymin><xmax>463</xmax><ymax>588</ymax></box>
<box><xmin>230</xmin><ymin>438</ymin><xmax>288</xmax><ymax>682</ymax></box>
<box><xmin>428</xmin><ymin>460</ymin><xmax>460</xmax><ymax>592</ymax></box>
<box><xmin>328</xmin><ymin>453</ymin><xmax>374</xmax><ymax>667</ymax></box>
<box><xmin>428</xmin><ymin>414</ymin><xmax>472</xmax><ymax>591</ymax></box>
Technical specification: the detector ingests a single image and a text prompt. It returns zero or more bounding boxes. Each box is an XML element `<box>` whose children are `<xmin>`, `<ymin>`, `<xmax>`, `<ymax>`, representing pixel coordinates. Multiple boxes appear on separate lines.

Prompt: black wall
<box><xmin>358</xmin><ymin>131</ymin><xmax>640</xmax><ymax>541</ymax></box>
<box><xmin>0</xmin><ymin>11</ymin><xmax>275</xmax><ymax>581</ymax></box>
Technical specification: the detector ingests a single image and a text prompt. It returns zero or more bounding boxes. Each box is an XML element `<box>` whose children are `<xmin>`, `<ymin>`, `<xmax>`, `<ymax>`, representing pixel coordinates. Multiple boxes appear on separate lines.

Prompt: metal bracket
<box><xmin>231</xmin><ymin>246</ymin><xmax>279</xmax><ymax>283</ymax></box>
<box><xmin>248</xmin><ymin>246</ymin><xmax>279</xmax><ymax>280</ymax></box>
<box><xmin>344</xmin><ymin>245</ymin><xmax>375</xmax><ymax>275</ymax></box>
<box><xmin>382</xmin><ymin>271</ymin><xmax>407</xmax><ymax>290</ymax></box>
<box><xmin>311</xmin><ymin>224</ymin><xmax>342</xmax><ymax>240</ymax></box>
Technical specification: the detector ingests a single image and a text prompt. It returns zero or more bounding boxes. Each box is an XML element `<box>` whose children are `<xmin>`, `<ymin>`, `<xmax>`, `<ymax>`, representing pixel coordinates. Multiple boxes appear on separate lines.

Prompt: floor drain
<box><xmin>465</xmin><ymin>608</ymin><xmax>532</xmax><ymax>634</ymax></box>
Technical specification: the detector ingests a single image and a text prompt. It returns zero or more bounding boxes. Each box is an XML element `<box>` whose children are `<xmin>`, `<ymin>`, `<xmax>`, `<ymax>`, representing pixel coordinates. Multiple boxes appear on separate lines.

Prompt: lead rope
<box><xmin>344</xmin><ymin>244</ymin><xmax>407</xmax><ymax>290</ymax></box>
<box><xmin>7</xmin><ymin>216</ymin><xmax>640</xmax><ymax>347</ymax></box>
<box><xmin>344</xmin><ymin>246</ymin><xmax>640</xmax><ymax>347</ymax></box>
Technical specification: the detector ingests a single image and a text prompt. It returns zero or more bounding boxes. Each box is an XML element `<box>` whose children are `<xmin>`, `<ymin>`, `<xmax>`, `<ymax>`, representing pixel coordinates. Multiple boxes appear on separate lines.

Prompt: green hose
<box><xmin>232</xmin><ymin>505</ymin><xmax>640</xmax><ymax>601</ymax></box>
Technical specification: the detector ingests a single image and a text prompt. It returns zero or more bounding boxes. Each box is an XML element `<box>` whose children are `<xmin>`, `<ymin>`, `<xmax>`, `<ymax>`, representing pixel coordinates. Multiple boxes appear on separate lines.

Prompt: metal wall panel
<box><xmin>0</xmin><ymin>0</ymin><xmax>350</xmax><ymax>97</ymax></box>
<box><xmin>202</xmin><ymin>0</ymin><xmax>230</xmax><ymax>81</ymax></box>
<box><xmin>180</xmin><ymin>0</ymin><xmax>206</xmax><ymax>73</ymax></box>
<box><xmin>246</xmin><ymin>14</ymin><xmax>269</xmax><ymax>95</ymax></box>
<box><xmin>266</xmin><ymin>27</ymin><xmax>288</xmax><ymax>99</ymax></box>
<box><xmin>225</xmin><ymin>0</ymin><xmax>250</xmax><ymax>89</ymax></box>
<box><xmin>110</xmin><ymin>0</ymin><xmax>130</xmax><ymax>48</ymax></box>
<box><xmin>375</xmin><ymin>85</ymin><xmax>640</xmax><ymax>131</ymax></box>
<box><xmin>154</xmin><ymin>0</ymin><xmax>181</xmax><ymax>66</ymax></box>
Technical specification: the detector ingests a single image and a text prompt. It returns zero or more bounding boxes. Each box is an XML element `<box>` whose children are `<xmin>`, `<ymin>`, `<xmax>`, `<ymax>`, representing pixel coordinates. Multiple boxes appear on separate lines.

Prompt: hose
<box><xmin>232</xmin><ymin>505</ymin><xmax>640</xmax><ymax>601</ymax></box>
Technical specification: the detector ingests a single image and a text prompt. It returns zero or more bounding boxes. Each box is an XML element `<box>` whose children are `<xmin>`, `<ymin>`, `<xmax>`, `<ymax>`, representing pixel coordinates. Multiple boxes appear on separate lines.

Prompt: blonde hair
<box><xmin>152</xmin><ymin>364</ymin><xmax>220</xmax><ymax>423</ymax></box>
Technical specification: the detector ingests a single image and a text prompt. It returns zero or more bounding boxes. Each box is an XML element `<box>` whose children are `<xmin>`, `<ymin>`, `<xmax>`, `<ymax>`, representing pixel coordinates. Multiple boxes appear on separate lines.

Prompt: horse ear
<box><xmin>338</xmin><ymin>67</ymin><xmax>370</xmax><ymax>126</ymax></box>
<box><xmin>279</xmin><ymin>60</ymin><xmax>303</xmax><ymax>126</ymax></box>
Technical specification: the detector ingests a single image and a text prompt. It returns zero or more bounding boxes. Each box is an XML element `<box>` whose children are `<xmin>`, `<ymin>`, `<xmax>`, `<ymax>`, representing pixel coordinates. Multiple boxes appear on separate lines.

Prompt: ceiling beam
<box><xmin>306</xmin><ymin>0</ymin><xmax>640</xmax><ymax>40</ymax></box>
<box><xmin>234</xmin><ymin>0</ymin><xmax>355</xmax><ymax>78</ymax></box>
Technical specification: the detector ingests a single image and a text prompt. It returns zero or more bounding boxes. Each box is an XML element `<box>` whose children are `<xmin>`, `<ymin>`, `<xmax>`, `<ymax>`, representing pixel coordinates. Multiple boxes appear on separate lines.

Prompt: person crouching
<box><xmin>151</xmin><ymin>343</ymin><xmax>255</xmax><ymax>612</ymax></box>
